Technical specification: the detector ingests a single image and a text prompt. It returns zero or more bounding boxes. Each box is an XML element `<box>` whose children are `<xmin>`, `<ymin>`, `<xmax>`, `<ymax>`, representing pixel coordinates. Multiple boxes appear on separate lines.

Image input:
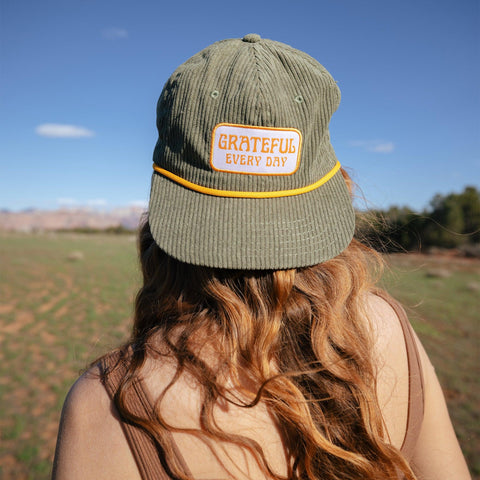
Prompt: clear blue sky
<box><xmin>1</xmin><ymin>0</ymin><xmax>479</xmax><ymax>211</ymax></box>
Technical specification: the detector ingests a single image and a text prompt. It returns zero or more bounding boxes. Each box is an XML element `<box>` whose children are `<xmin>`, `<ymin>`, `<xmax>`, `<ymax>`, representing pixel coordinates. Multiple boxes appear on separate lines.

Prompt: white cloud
<box><xmin>87</xmin><ymin>198</ymin><xmax>107</xmax><ymax>207</ymax></box>
<box><xmin>369</xmin><ymin>142</ymin><xmax>395</xmax><ymax>154</ymax></box>
<box><xmin>349</xmin><ymin>140</ymin><xmax>395</xmax><ymax>154</ymax></box>
<box><xmin>102</xmin><ymin>27</ymin><xmax>128</xmax><ymax>40</ymax></box>
<box><xmin>36</xmin><ymin>124</ymin><xmax>95</xmax><ymax>138</ymax></box>
<box><xmin>57</xmin><ymin>198</ymin><xmax>78</xmax><ymax>206</ymax></box>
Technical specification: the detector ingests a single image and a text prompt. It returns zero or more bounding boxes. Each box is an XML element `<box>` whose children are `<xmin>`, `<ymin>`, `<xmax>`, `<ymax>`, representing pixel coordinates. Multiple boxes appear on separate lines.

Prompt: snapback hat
<box><xmin>149</xmin><ymin>34</ymin><xmax>355</xmax><ymax>269</ymax></box>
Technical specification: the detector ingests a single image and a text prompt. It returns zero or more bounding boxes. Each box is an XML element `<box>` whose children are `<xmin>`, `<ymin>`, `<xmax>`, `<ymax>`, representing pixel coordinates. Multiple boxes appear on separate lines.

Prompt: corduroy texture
<box><xmin>149</xmin><ymin>34</ymin><xmax>355</xmax><ymax>269</ymax></box>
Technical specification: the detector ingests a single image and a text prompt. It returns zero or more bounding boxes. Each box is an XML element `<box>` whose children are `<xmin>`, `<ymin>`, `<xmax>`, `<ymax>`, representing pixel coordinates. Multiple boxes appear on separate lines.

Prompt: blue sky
<box><xmin>1</xmin><ymin>0</ymin><xmax>479</xmax><ymax>212</ymax></box>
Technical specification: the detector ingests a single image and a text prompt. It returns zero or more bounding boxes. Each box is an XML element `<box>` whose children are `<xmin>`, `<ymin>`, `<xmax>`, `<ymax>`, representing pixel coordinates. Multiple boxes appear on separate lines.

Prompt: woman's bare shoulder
<box><xmin>363</xmin><ymin>292</ymin><xmax>471</xmax><ymax>478</ymax></box>
<box><xmin>52</xmin><ymin>366</ymin><xmax>141</xmax><ymax>480</ymax></box>
<box><xmin>61</xmin><ymin>366</ymin><xmax>109</xmax><ymax>419</ymax></box>
<box><xmin>362</xmin><ymin>291</ymin><xmax>410</xmax><ymax>448</ymax></box>
<box><xmin>363</xmin><ymin>291</ymin><xmax>408</xmax><ymax>360</ymax></box>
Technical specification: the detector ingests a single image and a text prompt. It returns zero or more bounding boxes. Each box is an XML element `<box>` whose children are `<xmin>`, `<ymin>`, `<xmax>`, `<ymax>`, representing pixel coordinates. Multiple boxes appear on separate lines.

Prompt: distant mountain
<box><xmin>0</xmin><ymin>206</ymin><xmax>145</xmax><ymax>232</ymax></box>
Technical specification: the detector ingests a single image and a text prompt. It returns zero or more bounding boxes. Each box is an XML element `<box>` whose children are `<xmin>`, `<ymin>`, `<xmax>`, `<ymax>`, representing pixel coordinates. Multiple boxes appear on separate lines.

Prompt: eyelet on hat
<box><xmin>294</xmin><ymin>95</ymin><xmax>304</xmax><ymax>104</ymax></box>
<box><xmin>210</xmin><ymin>90</ymin><xmax>219</xmax><ymax>99</ymax></box>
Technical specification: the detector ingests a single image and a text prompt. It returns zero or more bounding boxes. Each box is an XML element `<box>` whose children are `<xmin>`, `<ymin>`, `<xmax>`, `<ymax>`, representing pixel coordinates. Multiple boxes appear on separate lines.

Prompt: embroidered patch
<box><xmin>210</xmin><ymin>123</ymin><xmax>302</xmax><ymax>175</ymax></box>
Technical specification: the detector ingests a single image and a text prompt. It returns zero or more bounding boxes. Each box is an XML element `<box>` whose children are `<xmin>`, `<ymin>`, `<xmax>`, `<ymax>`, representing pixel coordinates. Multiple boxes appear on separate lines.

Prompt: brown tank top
<box><xmin>99</xmin><ymin>294</ymin><xmax>424</xmax><ymax>479</ymax></box>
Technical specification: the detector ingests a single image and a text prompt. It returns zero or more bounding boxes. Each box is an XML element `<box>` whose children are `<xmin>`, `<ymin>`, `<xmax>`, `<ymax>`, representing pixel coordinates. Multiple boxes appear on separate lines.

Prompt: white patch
<box><xmin>210</xmin><ymin>123</ymin><xmax>302</xmax><ymax>175</ymax></box>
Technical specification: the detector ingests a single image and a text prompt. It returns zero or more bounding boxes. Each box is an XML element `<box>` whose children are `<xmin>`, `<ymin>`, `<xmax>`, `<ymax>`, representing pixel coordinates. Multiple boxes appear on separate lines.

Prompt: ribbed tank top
<box><xmin>99</xmin><ymin>293</ymin><xmax>424</xmax><ymax>479</ymax></box>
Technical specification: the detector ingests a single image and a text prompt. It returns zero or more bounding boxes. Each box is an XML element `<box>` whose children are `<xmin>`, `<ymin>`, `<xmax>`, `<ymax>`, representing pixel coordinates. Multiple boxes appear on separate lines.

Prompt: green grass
<box><xmin>0</xmin><ymin>233</ymin><xmax>478</xmax><ymax>478</ymax></box>
<box><xmin>382</xmin><ymin>253</ymin><xmax>480</xmax><ymax>476</ymax></box>
<box><xmin>0</xmin><ymin>232</ymin><xmax>139</xmax><ymax>480</ymax></box>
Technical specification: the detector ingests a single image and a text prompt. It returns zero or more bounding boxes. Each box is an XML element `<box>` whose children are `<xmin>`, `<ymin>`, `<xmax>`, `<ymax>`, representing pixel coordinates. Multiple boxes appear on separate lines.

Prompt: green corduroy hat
<box><xmin>149</xmin><ymin>34</ymin><xmax>355</xmax><ymax>269</ymax></box>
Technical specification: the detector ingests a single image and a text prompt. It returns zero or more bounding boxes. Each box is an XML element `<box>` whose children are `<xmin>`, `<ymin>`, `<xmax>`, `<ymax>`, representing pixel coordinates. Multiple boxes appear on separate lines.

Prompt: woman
<box><xmin>52</xmin><ymin>34</ymin><xmax>470</xmax><ymax>479</ymax></box>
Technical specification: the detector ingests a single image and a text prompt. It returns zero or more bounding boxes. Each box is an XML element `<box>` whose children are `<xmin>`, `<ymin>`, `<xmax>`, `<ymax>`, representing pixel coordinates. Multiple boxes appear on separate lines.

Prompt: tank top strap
<box><xmin>98</xmin><ymin>351</ymin><xmax>193</xmax><ymax>480</ymax></box>
<box><xmin>375</xmin><ymin>291</ymin><xmax>425</xmax><ymax>460</ymax></box>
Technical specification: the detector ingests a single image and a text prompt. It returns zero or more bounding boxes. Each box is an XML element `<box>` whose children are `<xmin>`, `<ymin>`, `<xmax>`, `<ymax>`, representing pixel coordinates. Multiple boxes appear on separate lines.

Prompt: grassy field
<box><xmin>380</xmin><ymin>252</ymin><xmax>480</xmax><ymax>477</ymax></box>
<box><xmin>0</xmin><ymin>233</ymin><xmax>478</xmax><ymax>479</ymax></box>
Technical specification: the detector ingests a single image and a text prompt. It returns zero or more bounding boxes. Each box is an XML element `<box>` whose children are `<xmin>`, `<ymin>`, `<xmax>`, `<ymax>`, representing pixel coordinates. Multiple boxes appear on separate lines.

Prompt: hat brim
<box><xmin>148</xmin><ymin>169</ymin><xmax>355</xmax><ymax>270</ymax></box>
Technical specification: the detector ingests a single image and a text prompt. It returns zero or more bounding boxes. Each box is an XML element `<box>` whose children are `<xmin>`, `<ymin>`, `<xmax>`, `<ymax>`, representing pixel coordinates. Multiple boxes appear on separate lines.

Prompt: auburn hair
<box><xmin>99</xmin><ymin>170</ymin><xmax>417</xmax><ymax>480</ymax></box>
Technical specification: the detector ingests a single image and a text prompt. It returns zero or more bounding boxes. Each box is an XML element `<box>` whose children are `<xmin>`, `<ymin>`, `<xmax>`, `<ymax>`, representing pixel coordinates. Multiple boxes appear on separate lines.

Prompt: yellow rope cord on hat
<box><xmin>152</xmin><ymin>160</ymin><xmax>341</xmax><ymax>198</ymax></box>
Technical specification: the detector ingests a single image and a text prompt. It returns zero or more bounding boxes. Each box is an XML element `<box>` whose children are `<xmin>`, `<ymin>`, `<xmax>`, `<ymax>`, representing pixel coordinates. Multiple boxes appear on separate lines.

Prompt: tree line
<box><xmin>356</xmin><ymin>186</ymin><xmax>480</xmax><ymax>255</ymax></box>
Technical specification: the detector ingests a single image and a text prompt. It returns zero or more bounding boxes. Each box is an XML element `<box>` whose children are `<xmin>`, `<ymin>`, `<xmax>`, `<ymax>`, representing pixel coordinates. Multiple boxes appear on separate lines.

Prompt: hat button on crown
<box><xmin>242</xmin><ymin>33</ymin><xmax>261</xmax><ymax>43</ymax></box>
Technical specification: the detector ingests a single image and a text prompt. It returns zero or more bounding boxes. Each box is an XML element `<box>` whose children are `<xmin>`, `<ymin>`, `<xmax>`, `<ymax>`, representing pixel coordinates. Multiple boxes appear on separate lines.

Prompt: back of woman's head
<box><xmin>129</xmin><ymin>219</ymin><xmax>415</xmax><ymax>480</ymax></box>
<box><xmin>113</xmin><ymin>35</ymin><xmax>417</xmax><ymax>479</ymax></box>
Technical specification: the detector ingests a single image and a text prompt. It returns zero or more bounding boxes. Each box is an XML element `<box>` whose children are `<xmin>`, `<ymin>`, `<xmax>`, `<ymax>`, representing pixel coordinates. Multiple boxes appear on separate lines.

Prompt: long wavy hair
<box><xmin>100</xmin><ymin>171</ymin><xmax>417</xmax><ymax>480</ymax></box>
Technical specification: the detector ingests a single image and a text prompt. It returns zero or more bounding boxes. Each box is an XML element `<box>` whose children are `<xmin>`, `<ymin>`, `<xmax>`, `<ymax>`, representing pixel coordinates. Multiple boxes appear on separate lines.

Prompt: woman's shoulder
<box><xmin>362</xmin><ymin>291</ymin><xmax>411</xmax><ymax>448</ymax></box>
<box><xmin>62</xmin><ymin>365</ymin><xmax>108</xmax><ymax>415</ymax></box>
<box><xmin>362</xmin><ymin>290</ymin><xmax>429</xmax><ymax>384</ymax></box>
<box><xmin>60</xmin><ymin>351</ymin><xmax>126</xmax><ymax>424</ymax></box>
<box><xmin>52</xmin><ymin>364</ymin><xmax>141</xmax><ymax>480</ymax></box>
<box><xmin>363</xmin><ymin>291</ymin><xmax>409</xmax><ymax>356</ymax></box>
